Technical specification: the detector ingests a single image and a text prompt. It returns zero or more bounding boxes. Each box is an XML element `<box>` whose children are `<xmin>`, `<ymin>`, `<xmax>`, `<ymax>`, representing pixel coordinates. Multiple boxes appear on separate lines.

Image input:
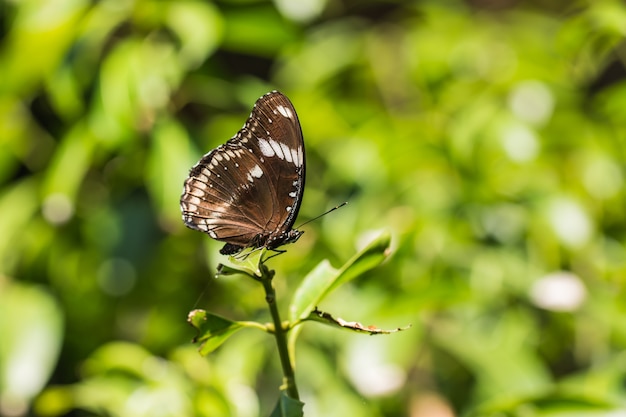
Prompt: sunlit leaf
<box><xmin>147</xmin><ymin>118</ymin><xmax>197</xmax><ymax>227</ymax></box>
<box><xmin>289</xmin><ymin>230</ymin><xmax>391</xmax><ymax>323</ymax></box>
<box><xmin>165</xmin><ymin>1</ymin><xmax>223</xmax><ymax>67</ymax></box>
<box><xmin>42</xmin><ymin>122</ymin><xmax>95</xmax><ymax>203</ymax></box>
<box><xmin>187</xmin><ymin>310</ymin><xmax>266</xmax><ymax>356</ymax></box>
<box><xmin>221</xmin><ymin>7</ymin><xmax>298</xmax><ymax>55</ymax></box>
<box><xmin>81</xmin><ymin>341</ymin><xmax>153</xmax><ymax>376</ymax></box>
<box><xmin>216</xmin><ymin>249</ymin><xmax>267</xmax><ymax>279</ymax></box>
<box><xmin>0</xmin><ymin>0</ymin><xmax>86</xmax><ymax>95</ymax></box>
<box><xmin>0</xmin><ymin>179</ymin><xmax>39</xmax><ymax>270</ymax></box>
<box><xmin>0</xmin><ymin>283</ymin><xmax>63</xmax><ymax>411</ymax></box>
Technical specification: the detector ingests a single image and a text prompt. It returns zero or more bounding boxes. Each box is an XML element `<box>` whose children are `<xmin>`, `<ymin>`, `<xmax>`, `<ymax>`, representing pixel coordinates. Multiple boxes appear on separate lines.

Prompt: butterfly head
<box><xmin>219</xmin><ymin>228</ymin><xmax>304</xmax><ymax>256</ymax></box>
<box><xmin>266</xmin><ymin>229</ymin><xmax>304</xmax><ymax>251</ymax></box>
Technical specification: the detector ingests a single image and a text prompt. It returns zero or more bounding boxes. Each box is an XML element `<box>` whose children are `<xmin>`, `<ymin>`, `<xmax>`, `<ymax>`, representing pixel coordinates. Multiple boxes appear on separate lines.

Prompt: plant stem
<box><xmin>261</xmin><ymin>267</ymin><xmax>300</xmax><ymax>400</ymax></box>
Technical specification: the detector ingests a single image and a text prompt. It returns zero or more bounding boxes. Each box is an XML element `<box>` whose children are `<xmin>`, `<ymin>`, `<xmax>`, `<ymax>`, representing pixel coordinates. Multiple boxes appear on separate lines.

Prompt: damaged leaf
<box><xmin>307</xmin><ymin>308</ymin><xmax>411</xmax><ymax>335</ymax></box>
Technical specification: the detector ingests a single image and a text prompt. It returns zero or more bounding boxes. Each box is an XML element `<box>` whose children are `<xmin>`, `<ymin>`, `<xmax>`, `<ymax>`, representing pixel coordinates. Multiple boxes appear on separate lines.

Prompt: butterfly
<box><xmin>180</xmin><ymin>91</ymin><xmax>306</xmax><ymax>255</ymax></box>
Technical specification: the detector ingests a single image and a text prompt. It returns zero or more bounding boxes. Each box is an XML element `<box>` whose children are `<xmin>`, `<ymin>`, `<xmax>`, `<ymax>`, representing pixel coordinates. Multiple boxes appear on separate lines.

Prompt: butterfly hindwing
<box><xmin>180</xmin><ymin>91</ymin><xmax>306</xmax><ymax>255</ymax></box>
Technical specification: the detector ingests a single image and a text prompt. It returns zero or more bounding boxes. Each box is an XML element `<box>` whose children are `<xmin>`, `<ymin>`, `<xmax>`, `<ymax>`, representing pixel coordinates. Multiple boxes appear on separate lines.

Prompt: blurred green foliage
<box><xmin>1</xmin><ymin>0</ymin><xmax>626</xmax><ymax>416</ymax></box>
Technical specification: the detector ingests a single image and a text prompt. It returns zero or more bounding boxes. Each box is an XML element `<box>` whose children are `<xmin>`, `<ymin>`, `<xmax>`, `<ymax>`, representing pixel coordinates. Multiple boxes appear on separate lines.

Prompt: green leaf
<box><xmin>221</xmin><ymin>7</ymin><xmax>298</xmax><ymax>56</ymax></box>
<box><xmin>269</xmin><ymin>391</ymin><xmax>304</xmax><ymax>417</ymax></box>
<box><xmin>146</xmin><ymin>118</ymin><xmax>197</xmax><ymax>227</ymax></box>
<box><xmin>43</xmin><ymin>122</ymin><xmax>95</xmax><ymax>202</ymax></box>
<box><xmin>287</xmin><ymin>231</ymin><xmax>391</xmax><ymax>360</ymax></box>
<box><xmin>187</xmin><ymin>310</ymin><xmax>245</xmax><ymax>356</ymax></box>
<box><xmin>0</xmin><ymin>0</ymin><xmax>86</xmax><ymax>95</ymax></box>
<box><xmin>165</xmin><ymin>1</ymin><xmax>223</xmax><ymax>67</ymax></box>
<box><xmin>289</xmin><ymin>230</ymin><xmax>392</xmax><ymax>324</ymax></box>
<box><xmin>215</xmin><ymin>248</ymin><xmax>268</xmax><ymax>279</ymax></box>
<box><xmin>0</xmin><ymin>179</ymin><xmax>39</xmax><ymax>271</ymax></box>
<box><xmin>0</xmin><ymin>283</ymin><xmax>64</xmax><ymax>410</ymax></box>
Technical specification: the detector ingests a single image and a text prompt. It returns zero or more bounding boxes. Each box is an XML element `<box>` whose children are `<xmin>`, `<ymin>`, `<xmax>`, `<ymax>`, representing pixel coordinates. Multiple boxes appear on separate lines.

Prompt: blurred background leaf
<box><xmin>0</xmin><ymin>282</ymin><xmax>63</xmax><ymax>417</ymax></box>
<box><xmin>1</xmin><ymin>0</ymin><xmax>626</xmax><ymax>416</ymax></box>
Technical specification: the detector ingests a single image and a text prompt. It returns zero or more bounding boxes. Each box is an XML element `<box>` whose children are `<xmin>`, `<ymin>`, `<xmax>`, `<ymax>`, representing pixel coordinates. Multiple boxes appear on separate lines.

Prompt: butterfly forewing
<box><xmin>180</xmin><ymin>91</ymin><xmax>306</xmax><ymax>254</ymax></box>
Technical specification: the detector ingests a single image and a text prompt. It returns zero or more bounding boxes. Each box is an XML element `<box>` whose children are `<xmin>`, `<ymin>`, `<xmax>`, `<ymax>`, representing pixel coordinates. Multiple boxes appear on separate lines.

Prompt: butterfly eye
<box><xmin>180</xmin><ymin>91</ymin><xmax>306</xmax><ymax>256</ymax></box>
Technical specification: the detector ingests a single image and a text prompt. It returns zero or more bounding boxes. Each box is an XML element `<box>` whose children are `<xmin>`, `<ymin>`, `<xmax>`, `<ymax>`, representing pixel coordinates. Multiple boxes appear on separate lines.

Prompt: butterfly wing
<box><xmin>180</xmin><ymin>91</ymin><xmax>305</xmax><ymax>254</ymax></box>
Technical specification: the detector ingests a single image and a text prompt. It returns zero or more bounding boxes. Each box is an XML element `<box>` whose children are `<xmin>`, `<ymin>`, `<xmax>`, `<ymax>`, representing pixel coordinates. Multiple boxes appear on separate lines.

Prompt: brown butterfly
<box><xmin>180</xmin><ymin>91</ymin><xmax>305</xmax><ymax>255</ymax></box>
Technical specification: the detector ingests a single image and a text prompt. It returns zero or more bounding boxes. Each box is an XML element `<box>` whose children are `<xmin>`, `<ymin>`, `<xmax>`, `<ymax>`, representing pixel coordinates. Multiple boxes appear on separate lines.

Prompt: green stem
<box><xmin>260</xmin><ymin>266</ymin><xmax>300</xmax><ymax>400</ymax></box>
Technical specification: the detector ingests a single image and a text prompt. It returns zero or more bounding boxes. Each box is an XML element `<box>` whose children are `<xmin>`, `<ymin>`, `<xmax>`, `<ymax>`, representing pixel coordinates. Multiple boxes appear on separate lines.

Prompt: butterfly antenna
<box><xmin>296</xmin><ymin>202</ymin><xmax>348</xmax><ymax>229</ymax></box>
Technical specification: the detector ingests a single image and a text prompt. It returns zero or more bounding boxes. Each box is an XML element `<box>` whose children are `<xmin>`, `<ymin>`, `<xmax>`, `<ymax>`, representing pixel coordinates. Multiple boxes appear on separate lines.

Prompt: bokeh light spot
<box><xmin>501</xmin><ymin>124</ymin><xmax>539</xmax><ymax>162</ymax></box>
<box><xmin>548</xmin><ymin>198</ymin><xmax>592</xmax><ymax>248</ymax></box>
<box><xmin>530</xmin><ymin>271</ymin><xmax>587</xmax><ymax>312</ymax></box>
<box><xmin>42</xmin><ymin>193</ymin><xmax>74</xmax><ymax>225</ymax></box>
<box><xmin>583</xmin><ymin>157</ymin><xmax>623</xmax><ymax>199</ymax></box>
<box><xmin>346</xmin><ymin>339</ymin><xmax>406</xmax><ymax>397</ymax></box>
<box><xmin>508</xmin><ymin>80</ymin><xmax>554</xmax><ymax>125</ymax></box>
<box><xmin>274</xmin><ymin>0</ymin><xmax>326</xmax><ymax>22</ymax></box>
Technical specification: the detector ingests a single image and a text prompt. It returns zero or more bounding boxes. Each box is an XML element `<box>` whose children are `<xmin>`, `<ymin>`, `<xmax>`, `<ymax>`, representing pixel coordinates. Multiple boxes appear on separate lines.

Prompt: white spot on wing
<box><xmin>189</xmin><ymin>189</ymin><xmax>205</xmax><ymax>198</ymax></box>
<box><xmin>258</xmin><ymin>138</ymin><xmax>275</xmax><ymax>157</ymax></box>
<box><xmin>269</xmin><ymin>139</ymin><xmax>285</xmax><ymax>159</ymax></box>
<box><xmin>277</xmin><ymin>105</ymin><xmax>293</xmax><ymax>119</ymax></box>
<box><xmin>297</xmin><ymin>146</ymin><xmax>303</xmax><ymax>167</ymax></box>
<box><xmin>280</xmin><ymin>143</ymin><xmax>293</xmax><ymax>162</ymax></box>
<box><xmin>290</xmin><ymin>148</ymin><xmax>299</xmax><ymax>166</ymax></box>
<box><xmin>250</xmin><ymin>164</ymin><xmax>263</xmax><ymax>178</ymax></box>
